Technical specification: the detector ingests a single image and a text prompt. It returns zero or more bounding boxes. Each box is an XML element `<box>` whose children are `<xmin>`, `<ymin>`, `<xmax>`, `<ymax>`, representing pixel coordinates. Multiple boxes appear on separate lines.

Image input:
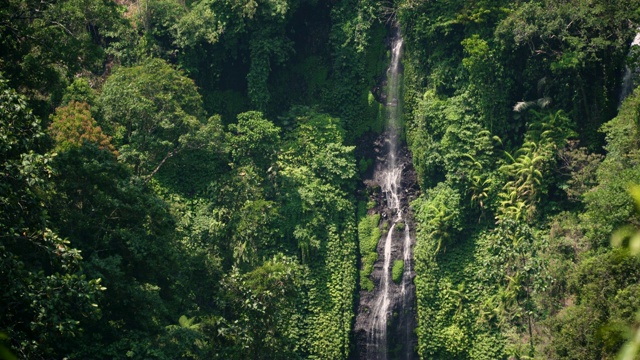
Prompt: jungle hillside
<box><xmin>2</xmin><ymin>0</ymin><xmax>640</xmax><ymax>359</ymax></box>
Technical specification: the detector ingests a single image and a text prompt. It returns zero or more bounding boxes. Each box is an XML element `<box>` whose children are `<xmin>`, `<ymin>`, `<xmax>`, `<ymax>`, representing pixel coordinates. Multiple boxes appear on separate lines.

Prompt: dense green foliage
<box><xmin>3</xmin><ymin>0</ymin><xmax>640</xmax><ymax>358</ymax></box>
<box><xmin>0</xmin><ymin>80</ymin><xmax>106</xmax><ymax>359</ymax></box>
<box><xmin>0</xmin><ymin>0</ymin><xmax>378</xmax><ymax>356</ymax></box>
<box><xmin>358</xmin><ymin>211</ymin><xmax>381</xmax><ymax>291</ymax></box>
<box><xmin>398</xmin><ymin>0</ymin><xmax>640</xmax><ymax>358</ymax></box>
<box><xmin>392</xmin><ymin>260</ymin><xmax>404</xmax><ymax>284</ymax></box>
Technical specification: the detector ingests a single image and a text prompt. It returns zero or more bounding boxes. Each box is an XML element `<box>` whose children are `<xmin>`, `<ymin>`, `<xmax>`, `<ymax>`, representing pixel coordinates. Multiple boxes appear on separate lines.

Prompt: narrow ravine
<box><xmin>354</xmin><ymin>25</ymin><xmax>417</xmax><ymax>360</ymax></box>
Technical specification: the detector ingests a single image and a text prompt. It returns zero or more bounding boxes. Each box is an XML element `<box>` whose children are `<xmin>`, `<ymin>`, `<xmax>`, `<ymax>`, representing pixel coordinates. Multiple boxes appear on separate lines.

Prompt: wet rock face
<box><xmin>363</xmin><ymin>134</ymin><xmax>419</xmax><ymax>220</ymax></box>
<box><xmin>354</xmin><ymin>129</ymin><xmax>419</xmax><ymax>360</ymax></box>
<box><xmin>354</xmin><ymin>24</ymin><xmax>417</xmax><ymax>360</ymax></box>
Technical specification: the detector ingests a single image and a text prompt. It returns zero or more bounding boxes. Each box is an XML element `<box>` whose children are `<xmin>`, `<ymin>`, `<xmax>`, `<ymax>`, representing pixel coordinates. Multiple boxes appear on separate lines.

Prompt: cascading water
<box><xmin>619</xmin><ymin>31</ymin><xmax>640</xmax><ymax>106</ymax></box>
<box><xmin>354</xmin><ymin>25</ymin><xmax>417</xmax><ymax>360</ymax></box>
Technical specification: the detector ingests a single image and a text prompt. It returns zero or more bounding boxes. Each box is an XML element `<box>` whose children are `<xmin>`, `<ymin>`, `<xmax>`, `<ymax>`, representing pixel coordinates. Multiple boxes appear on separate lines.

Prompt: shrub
<box><xmin>392</xmin><ymin>260</ymin><xmax>404</xmax><ymax>284</ymax></box>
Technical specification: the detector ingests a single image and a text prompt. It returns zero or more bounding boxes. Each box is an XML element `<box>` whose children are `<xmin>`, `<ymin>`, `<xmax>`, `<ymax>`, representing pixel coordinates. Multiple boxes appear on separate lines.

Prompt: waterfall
<box><xmin>619</xmin><ymin>31</ymin><xmax>640</xmax><ymax>105</ymax></box>
<box><xmin>355</xmin><ymin>25</ymin><xmax>417</xmax><ymax>360</ymax></box>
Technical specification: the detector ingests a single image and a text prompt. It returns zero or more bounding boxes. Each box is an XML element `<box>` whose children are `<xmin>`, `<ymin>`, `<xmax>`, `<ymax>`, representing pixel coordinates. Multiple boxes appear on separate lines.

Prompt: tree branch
<box><xmin>143</xmin><ymin>148</ymin><xmax>178</xmax><ymax>184</ymax></box>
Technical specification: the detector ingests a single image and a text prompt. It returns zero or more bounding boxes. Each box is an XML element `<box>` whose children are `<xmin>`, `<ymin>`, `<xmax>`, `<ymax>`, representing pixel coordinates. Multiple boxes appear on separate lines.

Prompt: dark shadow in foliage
<box><xmin>49</xmin><ymin>144</ymin><xmax>184</xmax><ymax>358</ymax></box>
<box><xmin>0</xmin><ymin>80</ymin><xmax>103</xmax><ymax>359</ymax></box>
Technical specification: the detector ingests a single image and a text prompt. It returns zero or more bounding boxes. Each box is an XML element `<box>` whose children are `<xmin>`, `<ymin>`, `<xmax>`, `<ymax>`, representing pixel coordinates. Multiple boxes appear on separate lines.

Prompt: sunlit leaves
<box><xmin>49</xmin><ymin>101</ymin><xmax>117</xmax><ymax>155</ymax></box>
<box><xmin>232</xmin><ymin>199</ymin><xmax>278</xmax><ymax>266</ymax></box>
<box><xmin>100</xmin><ymin>58</ymin><xmax>212</xmax><ymax>178</ymax></box>
<box><xmin>228</xmin><ymin>111</ymin><xmax>280</xmax><ymax>170</ymax></box>
<box><xmin>221</xmin><ymin>255</ymin><xmax>308</xmax><ymax>359</ymax></box>
<box><xmin>612</xmin><ymin>185</ymin><xmax>640</xmax><ymax>256</ymax></box>
<box><xmin>497</xmin><ymin>109</ymin><xmax>571</xmax><ymax>223</ymax></box>
<box><xmin>413</xmin><ymin>183</ymin><xmax>462</xmax><ymax>255</ymax></box>
<box><xmin>276</xmin><ymin>107</ymin><xmax>356</xmax><ymax>358</ymax></box>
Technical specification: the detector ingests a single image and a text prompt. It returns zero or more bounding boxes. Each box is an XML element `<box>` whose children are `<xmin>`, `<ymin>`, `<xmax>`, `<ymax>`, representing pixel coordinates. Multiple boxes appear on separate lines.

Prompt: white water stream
<box><xmin>619</xmin><ymin>31</ymin><xmax>640</xmax><ymax>105</ymax></box>
<box><xmin>364</xmin><ymin>27</ymin><xmax>415</xmax><ymax>360</ymax></box>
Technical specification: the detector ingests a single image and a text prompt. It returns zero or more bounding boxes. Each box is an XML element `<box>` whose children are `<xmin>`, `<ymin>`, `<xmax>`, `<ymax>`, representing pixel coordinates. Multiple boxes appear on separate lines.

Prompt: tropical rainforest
<box><xmin>2</xmin><ymin>0</ymin><xmax>640</xmax><ymax>358</ymax></box>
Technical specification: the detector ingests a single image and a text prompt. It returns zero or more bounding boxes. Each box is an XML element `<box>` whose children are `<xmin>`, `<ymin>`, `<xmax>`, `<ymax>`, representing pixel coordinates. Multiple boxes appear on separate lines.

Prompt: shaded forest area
<box><xmin>0</xmin><ymin>0</ymin><xmax>383</xmax><ymax>357</ymax></box>
<box><xmin>2</xmin><ymin>0</ymin><xmax>640</xmax><ymax>359</ymax></box>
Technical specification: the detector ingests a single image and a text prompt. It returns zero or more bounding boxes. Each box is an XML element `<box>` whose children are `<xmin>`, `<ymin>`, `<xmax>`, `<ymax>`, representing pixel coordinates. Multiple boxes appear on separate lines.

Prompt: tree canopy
<box><xmin>2</xmin><ymin>0</ymin><xmax>640</xmax><ymax>359</ymax></box>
